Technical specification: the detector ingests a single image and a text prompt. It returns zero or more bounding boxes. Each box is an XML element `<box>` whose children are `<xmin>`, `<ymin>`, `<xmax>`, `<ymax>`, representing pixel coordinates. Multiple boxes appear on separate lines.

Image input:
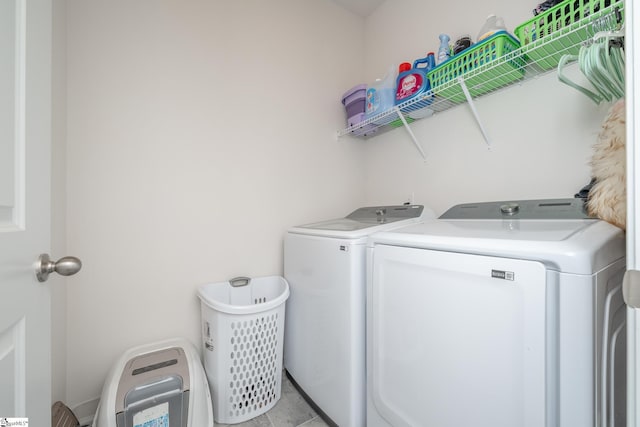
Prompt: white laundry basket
<box><xmin>197</xmin><ymin>275</ymin><xmax>290</xmax><ymax>424</ymax></box>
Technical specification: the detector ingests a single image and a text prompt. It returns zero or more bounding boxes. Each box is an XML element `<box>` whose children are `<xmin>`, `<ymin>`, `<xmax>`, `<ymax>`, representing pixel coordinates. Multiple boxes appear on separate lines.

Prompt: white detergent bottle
<box><xmin>365</xmin><ymin>65</ymin><xmax>398</xmax><ymax>124</ymax></box>
<box><xmin>477</xmin><ymin>14</ymin><xmax>506</xmax><ymax>43</ymax></box>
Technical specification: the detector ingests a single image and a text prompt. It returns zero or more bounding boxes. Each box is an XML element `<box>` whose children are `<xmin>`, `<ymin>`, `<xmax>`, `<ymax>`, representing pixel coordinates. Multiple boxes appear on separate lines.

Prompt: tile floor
<box><xmin>215</xmin><ymin>371</ymin><xmax>331</xmax><ymax>427</ymax></box>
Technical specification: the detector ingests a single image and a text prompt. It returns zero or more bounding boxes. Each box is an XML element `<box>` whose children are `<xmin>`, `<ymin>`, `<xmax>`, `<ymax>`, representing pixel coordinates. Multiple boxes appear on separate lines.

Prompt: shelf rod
<box><xmin>458</xmin><ymin>77</ymin><xmax>491</xmax><ymax>147</ymax></box>
<box><xmin>394</xmin><ymin>106</ymin><xmax>427</xmax><ymax>160</ymax></box>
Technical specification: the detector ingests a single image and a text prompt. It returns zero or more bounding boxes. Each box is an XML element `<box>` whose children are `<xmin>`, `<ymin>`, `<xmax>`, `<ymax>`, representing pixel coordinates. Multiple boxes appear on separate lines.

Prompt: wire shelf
<box><xmin>338</xmin><ymin>1</ymin><xmax>624</xmax><ymax>139</ymax></box>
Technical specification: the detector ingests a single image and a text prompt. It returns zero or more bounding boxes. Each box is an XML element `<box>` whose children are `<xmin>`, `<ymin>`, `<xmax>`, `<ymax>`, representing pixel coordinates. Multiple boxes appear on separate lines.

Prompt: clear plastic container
<box><xmin>365</xmin><ymin>65</ymin><xmax>398</xmax><ymax>125</ymax></box>
<box><xmin>477</xmin><ymin>14</ymin><xmax>506</xmax><ymax>42</ymax></box>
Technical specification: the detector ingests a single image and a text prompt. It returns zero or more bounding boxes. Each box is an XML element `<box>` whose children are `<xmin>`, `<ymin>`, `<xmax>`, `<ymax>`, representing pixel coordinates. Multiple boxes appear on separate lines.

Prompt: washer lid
<box><xmin>289</xmin><ymin>205</ymin><xmax>430</xmax><ymax>238</ymax></box>
<box><xmin>368</xmin><ymin>217</ymin><xmax>625</xmax><ymax>274</ymax></box>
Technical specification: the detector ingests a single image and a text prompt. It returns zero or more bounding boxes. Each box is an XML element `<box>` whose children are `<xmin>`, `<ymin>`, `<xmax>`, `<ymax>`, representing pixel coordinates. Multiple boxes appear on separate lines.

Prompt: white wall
<box><xmin>361</xmin><ymin>0</ymin><xmax>611</xmax><ymax>215</ymax></box>
<box><xmin>64</xmin><ymin>0</ymin><xmax>365</xmax><ymax>406</ymax></box>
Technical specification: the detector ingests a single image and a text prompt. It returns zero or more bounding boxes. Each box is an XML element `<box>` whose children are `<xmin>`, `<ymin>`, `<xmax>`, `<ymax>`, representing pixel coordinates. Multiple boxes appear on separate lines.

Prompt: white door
<box><xmin>0</xmin><ymin>0</ymin><xmax>52</xmax><ymax>424</ymax></box>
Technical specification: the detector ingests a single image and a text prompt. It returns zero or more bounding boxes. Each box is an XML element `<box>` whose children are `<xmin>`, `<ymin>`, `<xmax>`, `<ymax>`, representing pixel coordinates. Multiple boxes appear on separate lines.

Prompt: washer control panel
<box><xmin>439</xmin><ymin>199</ymin><xmax>592</xmax><ymax>220</ymax></box>
<box><xmin>499</xmin><ymin>203</ymin><xmax>520</xmax><ymax>215</ymax></box>
<box><xmin>347</xmin><ymin>204</ymin><xmax>424</xmax><ymax>224</ymax></box>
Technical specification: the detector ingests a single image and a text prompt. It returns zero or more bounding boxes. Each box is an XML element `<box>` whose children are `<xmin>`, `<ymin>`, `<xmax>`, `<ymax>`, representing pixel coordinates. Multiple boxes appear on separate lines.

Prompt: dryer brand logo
<box><xmin>491</xmin><ymin>269</ymin><xmax>515</xmax><ymax>281</ymax></box>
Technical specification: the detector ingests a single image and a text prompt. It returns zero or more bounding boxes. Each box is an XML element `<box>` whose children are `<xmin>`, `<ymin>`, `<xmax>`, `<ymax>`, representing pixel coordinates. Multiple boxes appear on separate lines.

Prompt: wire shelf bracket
<box><xmin>459</xmin><ymin>76</ymin><xmax>491</xmax><ymax>147</ymax></box>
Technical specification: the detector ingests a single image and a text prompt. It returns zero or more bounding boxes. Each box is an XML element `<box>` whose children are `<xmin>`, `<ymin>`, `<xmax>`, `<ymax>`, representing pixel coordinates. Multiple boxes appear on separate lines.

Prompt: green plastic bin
<box><xmin>514</xmin><ymin>0</ymin><xmax>624</xmax><ymax>70</ymax></box>
<box><xmin>426</xmin><ymin>31</ymin><xmax>525</xmax><ymax>104</ymax></box>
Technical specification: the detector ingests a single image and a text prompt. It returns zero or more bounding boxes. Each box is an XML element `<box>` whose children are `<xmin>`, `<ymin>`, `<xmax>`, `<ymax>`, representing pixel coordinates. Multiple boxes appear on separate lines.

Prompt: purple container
<box><xmin>341</xmin><ymin>84</ymin><xmax>367</xmax><ymax>127</ymax></box>
<box><xmin>341</xmin><ymin>84</ymin><xmax>377</xmax><ymax>136</ymax></box>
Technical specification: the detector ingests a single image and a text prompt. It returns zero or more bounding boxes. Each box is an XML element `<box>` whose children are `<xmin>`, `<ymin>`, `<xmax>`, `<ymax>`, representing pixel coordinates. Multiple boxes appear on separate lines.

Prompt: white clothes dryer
<box><xmin>284</xmin><ymin>205</ymin><xmax>434</xmax><ymax>427</ymax></box>
<box><xmin>366</xmin><ymin>199</ymin><xmax>626</xmax><ymax>427</ymax></box>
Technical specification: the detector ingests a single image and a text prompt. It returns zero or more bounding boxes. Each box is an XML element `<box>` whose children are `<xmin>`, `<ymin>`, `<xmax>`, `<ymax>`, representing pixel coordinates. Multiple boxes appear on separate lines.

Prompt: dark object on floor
<box><xmin>52</xmin><ymin>401</ymin><xmax>80</xmax><ymax>427</ymax></box>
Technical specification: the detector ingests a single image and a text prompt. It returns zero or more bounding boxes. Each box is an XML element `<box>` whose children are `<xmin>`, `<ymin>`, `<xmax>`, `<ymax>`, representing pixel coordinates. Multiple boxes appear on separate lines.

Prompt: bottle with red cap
<box><xmin>395</xmin><ymin>58</ymin><xmax>433</xmax><ymax>110</ymax></box>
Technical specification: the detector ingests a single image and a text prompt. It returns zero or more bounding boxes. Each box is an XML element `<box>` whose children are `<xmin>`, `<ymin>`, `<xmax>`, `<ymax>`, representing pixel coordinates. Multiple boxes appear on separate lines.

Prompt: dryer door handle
<box><xmin>623</xmin><ymin>269</ymin><xmax>640</xmax><ymax>308</ymax></box>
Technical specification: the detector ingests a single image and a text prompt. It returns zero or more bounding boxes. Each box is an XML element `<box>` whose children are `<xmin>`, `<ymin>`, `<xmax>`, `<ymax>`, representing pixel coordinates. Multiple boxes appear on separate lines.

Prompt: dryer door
<box><xmin>368</xmin><ymin>245</ymin><xmax>547</xmax><ymax>427</ymax></box>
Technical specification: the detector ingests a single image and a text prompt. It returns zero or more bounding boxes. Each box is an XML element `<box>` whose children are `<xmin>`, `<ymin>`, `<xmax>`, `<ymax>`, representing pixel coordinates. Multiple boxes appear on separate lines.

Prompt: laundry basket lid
<box><xmin>197</xmin><ymin>275</ymin><xmax>290</xmax><ymax>315</ymax></box>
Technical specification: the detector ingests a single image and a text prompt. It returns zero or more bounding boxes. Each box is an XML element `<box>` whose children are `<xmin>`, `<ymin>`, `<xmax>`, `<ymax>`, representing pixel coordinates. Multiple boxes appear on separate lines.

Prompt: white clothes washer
<box><xmin>284</xmin><ymin>205</ymin><xmax>434</xmax><ymax>427</ymax></box>
<box><xmin>366</xmin><ymin>199</ymin><xmax>626</xmax><ymax>427</ymax></box>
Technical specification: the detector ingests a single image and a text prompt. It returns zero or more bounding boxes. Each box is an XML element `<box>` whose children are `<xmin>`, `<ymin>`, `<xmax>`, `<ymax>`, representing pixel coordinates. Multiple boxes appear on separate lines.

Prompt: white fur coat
<box><xmin>586</xmin><ymin>98</ymin><xmax>626</xmax><ymax>230</ymax></box>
